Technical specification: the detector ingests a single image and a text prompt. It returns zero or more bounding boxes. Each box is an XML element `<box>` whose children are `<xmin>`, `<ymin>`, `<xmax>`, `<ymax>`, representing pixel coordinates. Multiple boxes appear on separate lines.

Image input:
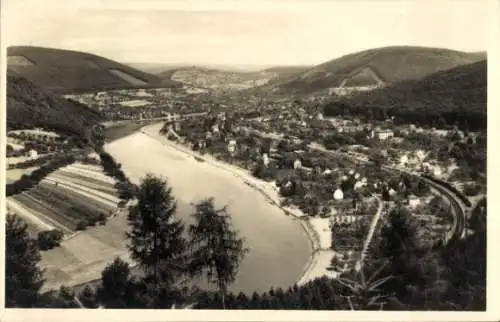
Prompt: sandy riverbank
<box><xmin>139</xmin><ymin>123</ymin><xmax>338</xmax><ymax>287</ymax></box>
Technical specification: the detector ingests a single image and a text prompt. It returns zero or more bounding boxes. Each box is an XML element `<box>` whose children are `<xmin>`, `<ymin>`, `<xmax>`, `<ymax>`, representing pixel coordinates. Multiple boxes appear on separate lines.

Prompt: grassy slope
<box><xmin>327</xmin><ymin>60</ymin><xmax>486</xmax><ymax>129</ymax></box>
<box><xmin>7</xmin><ymin>74</ymin><xmax>104</xmax><ymax>140</ymax></box>
<box><xmin>7</xmin><ymin>46</ymin><xmax>168</xmax><ymax>92</ymax></box>
<box><xmin>271</xmin><ymin>46</ymin><xmax>486</xmax><ymax>94</ymax></box>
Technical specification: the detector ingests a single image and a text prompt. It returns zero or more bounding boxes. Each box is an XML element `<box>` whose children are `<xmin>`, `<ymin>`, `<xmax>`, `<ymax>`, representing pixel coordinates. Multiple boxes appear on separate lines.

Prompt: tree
<box><xmin>78</xmin><ymin>285</ymin><xmax>99</xmax><ymax>308</ymax></box>
<box><xmin>5</xmin><ymin>214</ymin><xmax>45</xmax><ymax>307</ymax></box>
<box><xmin>57</xmin><ymin>286</ymin><xmax>79</xmax><ymax>308</ymax></box>
<box><xmin>375</xmin><ymin>206</ymin><xmax>425</xmax><ymax>308</ymax></box>
<box><xmin>335</xmin><ymin>263</ymin><xmax>397</xmax><ymax>310</ymax></box>
<box><xmin>6</xmin><ymin>144</ymin><xmax>14</xmax><ymax>156</ymax></box>
<box><xmin>188</xmin><ymin>198</ymin><xmax>248</xmax><ymax>309</ymax></box>
<box><xmin>96</xmin><ymin>257</ymin><xmax>138</xmax><ymax>308</ymax></box>
<box><xmin>126</xmin><ymin>174</ymin><xmax>187</xmax><ymax>308</ymax></box>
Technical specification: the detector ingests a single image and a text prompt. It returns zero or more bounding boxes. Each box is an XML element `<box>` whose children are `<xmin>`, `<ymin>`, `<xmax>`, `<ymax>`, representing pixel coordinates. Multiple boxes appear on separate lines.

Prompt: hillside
<box><xmin>7</xmin><ymin>46</ymin><xmax>171</xmax><ymax>93</ymax></box>
<box><xmin>7</xmin><ymin>74</ymin><xmax>104</xmax><ymax>141</ymax></box>
<box><xmin>267</xmin><ymin>46</ymin><xmax>486</xmax><ymax>95</ymax></box>
<box><xmin>324</xmin><ymin>60</ymin><xmax>487</xmax><ymax>131</ymax></box>
<box><xmin>159</xmin><ymin>66</ymin><xmax>276</xmax><ymax>90</ymax></box>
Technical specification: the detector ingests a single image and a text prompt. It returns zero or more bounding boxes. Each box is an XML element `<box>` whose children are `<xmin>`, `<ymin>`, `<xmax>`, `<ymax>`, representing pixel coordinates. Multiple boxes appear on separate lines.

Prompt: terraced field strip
<box><xmin>64</xmin><ymin>164</ymin><xmax>117</xmax><ymax>185</ymax></box>
<box><xmin>6</xmin><ymin>198</ymin><xmax>57</xmax><ymax>232</ymax></box>
<box><xmin>10</xmin><ymin>194</ymin><xmax>75</xmax><ymax>234</ymax></box>
<box><xmin>23</xmin><ymin>190</ymin><xmax>82</xmax><ymax>230</ymax></box>
<box><xmin>24</xmin><ymin>187</ymin><xmax>110</xmax><ymax>230</ymax></box>
<box><xmin>56</xmin><ymin>168</ymin><xmax>116</xmax><ymax>188</ymax></box>
<box><xmin>50</xmin><ymin>172</ymin><xmax>117</xmax><ymax>195</ymax></box>
<box><xmin>37</xmin><ymin>183</ymin><xmax>117</xmax><ymax>215</ymax></box>
<box><xmin>42</xmin><ymin>177</ymin><xmax>120</xmax><ymax>207</ymax></box>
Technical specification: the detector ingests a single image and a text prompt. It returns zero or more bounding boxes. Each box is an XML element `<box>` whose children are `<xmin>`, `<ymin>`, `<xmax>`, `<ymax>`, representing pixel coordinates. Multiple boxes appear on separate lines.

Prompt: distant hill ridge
<box><xmin>267</xmin><ymin>46</ymin><xmax>486</xmax><ymax>95</ymax></box>
<box><xmin>7</xmin><ymin>46</ymin><xmax>176</xmax><ymax>93</ymax></box>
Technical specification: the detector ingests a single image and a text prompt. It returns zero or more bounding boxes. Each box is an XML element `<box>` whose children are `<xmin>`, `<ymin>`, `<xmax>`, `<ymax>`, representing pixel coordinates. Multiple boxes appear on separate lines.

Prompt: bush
<box><xmin>78</xmin><ymin>286</ymin><xmax>99</xmax><ymax>308</ymax></box>
<box><xmin>97</xmin><ymin>212</ymin><xmax>108</xmax><ymax>225</ymax></box>
<box><xmin>76</xmin><ymin>220</ymin><xmax>88</xmax><ymax>231</ymax></box>
<box><xmin>37</xmin><ymin>229</ymin><xmax>64</xmax><ymax>251</ymax></box>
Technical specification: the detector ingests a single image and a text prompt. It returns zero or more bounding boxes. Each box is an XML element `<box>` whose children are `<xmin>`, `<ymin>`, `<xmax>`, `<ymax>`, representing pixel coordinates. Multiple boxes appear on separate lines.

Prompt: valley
<box><xmin>4</xmin><ymin>42</ymin><xmax>487</xmax><ymax>311</ymax></box>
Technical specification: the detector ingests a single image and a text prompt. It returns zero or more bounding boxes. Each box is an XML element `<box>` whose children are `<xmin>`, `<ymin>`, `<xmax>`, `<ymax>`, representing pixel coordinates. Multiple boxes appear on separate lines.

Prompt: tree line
<box><xmin>6</xmin><ymin>155</ymin><xmax>76</xmax><ymax>197</ymax></box>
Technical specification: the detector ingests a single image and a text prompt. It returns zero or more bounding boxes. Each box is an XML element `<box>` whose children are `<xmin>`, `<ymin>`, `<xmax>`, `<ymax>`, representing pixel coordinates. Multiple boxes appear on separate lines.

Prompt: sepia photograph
<box><xmin>0</xmin><ymin>0</ymin><xmax>496</xmax><ymax>319</ymax></box>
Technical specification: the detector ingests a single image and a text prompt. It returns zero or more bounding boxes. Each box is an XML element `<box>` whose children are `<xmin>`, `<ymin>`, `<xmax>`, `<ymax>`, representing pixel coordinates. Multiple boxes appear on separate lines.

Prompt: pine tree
<box><xmin>96</xmin><ymin>257</ymin><xmax>137</xmax><ymax>308</ymax></box>
<box><xmin>187</xmin><ymin>198</ymin><xmax>248</xmax><ymax>309</ymax></box>
<box><xmin>5</xmin><ymin>214</ymin><xmax>45</xmax><ymax>307</ymax></box>
<box><xmin>126</xmin><ymin>174</ymin><xmax>187</xmax><ymax>308</ymax></box>
<box><xmin>78</xmin><ymin>285</ymin><xmax>99</xmax><ymax>308</ymax></box>
<box><xmin>376</xmin><ymin>206</ymin><xmax>424</xmax><ymax>307</ymax></box>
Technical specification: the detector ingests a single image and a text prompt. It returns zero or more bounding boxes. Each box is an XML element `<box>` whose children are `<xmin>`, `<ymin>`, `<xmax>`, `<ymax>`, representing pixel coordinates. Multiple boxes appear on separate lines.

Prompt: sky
<box><xmin>3</xmin><ymin>0</ymin><xmax>494</xmax><ymax>67</ymax></box>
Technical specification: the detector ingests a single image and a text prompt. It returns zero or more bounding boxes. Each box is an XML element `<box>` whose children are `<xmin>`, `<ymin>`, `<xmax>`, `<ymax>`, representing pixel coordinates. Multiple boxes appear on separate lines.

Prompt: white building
<box><xmin>262</xmin><ymin>153</ymin><xmax>270</xmax><ymax>167</ymax></box>
<box><xmin>372</xmin><ymin>129</ymin><xmax>394</xmax><ymax>140</ymax></box>
<box><xmin>408</xmin><ymin>196</ymin><xmax>421</xmax><ymax>208</ymax></box>
<box><xmin>28</xmin><ymin>149</ymin><xmax>38</xmax><ymax>159</ymax></box>
<box><xmin>227</xmin><ymin>139</ymin><xmax>237</xmax><ymax>154</ymax></box>
<box><xmin>333</xmin><ymin>188</ymin><xmax>344</xmax><ymax>200</ymax></box>
<box><xmin>400</xmin><ymin>154</ymin><xmax>409</xmax><ymax>166</ymax></box>
<box><xmin>293</xmin><ymin>159</ymin><xmax>302</xmax><ymax>169</ymax></box>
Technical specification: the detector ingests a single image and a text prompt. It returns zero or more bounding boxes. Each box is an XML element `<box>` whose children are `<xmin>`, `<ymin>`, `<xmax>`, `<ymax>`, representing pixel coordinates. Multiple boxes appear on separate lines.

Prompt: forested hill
<box><xmin>267</xmin><ymin>46</ymin><xmax>485</xmax><ymax>95</ymax></box>
<box><xmin>7</xmin><ymin>46</ymin><xmax>168</xmax><ymax>92</ymax></box>
<box><xmin>7</xmin><ymin>74</ymin><xmax>104</xmax><ymax>142</ymax></box>
<box><xmin>323</xmin><ymin>59</ymin><xmax>487</xmax><ymax>131</ymax></box>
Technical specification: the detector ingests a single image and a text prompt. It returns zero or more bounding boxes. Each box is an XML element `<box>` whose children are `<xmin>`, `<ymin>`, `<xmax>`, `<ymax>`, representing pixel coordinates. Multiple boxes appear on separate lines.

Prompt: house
<box><xmin>354</xmin><ymin>181</ymin><xmax>364</xmax><ymax>190</ymax></box>
<box><xmin>408</xmin><ymin>196</ymin><xmax>421</xmax><ymax>208</ymax></box>
<box><xmin>262</xmin><ymin>153</ymin><xmax>270</xmax><ymax>167</ymax></box>
<box><xmin>372</xmin><ymin>129</ymin><xmax>394</xmax><ymax>140</ymax></box>
<box><xmin>333</xmin><ymin>188</ymin><xmax>344</xmax><ymax>200</ymax></box>
<box><xmin>400</xmin><ymin>154</ymin><xmax>408</xmax><ymax>166</ymax></box>
<box><xmin>27</xmin><ymin>149</ymin><xmax>38</xmax><ymax>159</ymax></box>
<box><xmin>293</xmin><ymin>159</ymin><xmax>302</xmax><ymax>169</ymax></box>
<box><xmin>227</xmin><ymin>139</ymin><xmax>237</xmax><ymax>154</ymax></box>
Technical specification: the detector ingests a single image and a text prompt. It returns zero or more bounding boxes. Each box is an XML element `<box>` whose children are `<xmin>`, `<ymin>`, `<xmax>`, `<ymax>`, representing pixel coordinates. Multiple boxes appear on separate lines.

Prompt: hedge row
<box><xmin>6</xmin><ymin>155</ymin><xmax>76</xmax><ymax>196</ymax></box>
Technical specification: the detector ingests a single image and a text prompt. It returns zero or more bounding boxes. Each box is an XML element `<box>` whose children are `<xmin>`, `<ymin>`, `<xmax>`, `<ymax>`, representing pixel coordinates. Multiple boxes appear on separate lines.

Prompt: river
<box><xmin>104</xmin><ymin>123</ymin><xmax>312</xmax><ymax>294</ymax></box>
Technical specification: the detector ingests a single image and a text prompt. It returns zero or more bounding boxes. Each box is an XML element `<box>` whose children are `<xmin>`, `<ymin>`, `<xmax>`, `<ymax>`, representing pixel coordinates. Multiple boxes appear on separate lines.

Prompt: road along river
<box><xmin>105</xmin><ymin>123</ymin><xmax>312</xmax><ymax>294</ymax></box>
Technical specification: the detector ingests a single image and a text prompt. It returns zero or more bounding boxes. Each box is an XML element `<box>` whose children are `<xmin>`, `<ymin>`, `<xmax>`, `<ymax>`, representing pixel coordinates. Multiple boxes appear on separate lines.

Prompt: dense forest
<box><xmin>7</xmin><ymin>74</ymin><xmax>104</xmax><ymax>145</ymax></box>
<box><xmin>323</xmin><ymin>60</ymin><xmax>486</xmax><ymax>131</ymax></box>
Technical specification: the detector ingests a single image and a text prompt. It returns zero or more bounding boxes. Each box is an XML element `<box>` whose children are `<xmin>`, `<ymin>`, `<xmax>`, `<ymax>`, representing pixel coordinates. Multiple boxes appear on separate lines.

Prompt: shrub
<box><xmin>37</xmin><ymin>229</ymin><xmax>64</xmax><ymax>250</ymax></box>
<box><xmin>97</xmin><ymin>212</ymin><xmax>108</xmax><ymax>225</ymax></box>
<box><xmin>76</xmin><ymin>220</ymin><xmax>88</xmax><ymax>231</ymax></box>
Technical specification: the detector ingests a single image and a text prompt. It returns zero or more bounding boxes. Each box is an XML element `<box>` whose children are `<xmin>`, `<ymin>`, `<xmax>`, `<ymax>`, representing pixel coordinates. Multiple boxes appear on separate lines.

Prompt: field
<box><xmin>7</xmin><ymin>162</ymin><xmax>120</xmax><ymax>236</ymax></box>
